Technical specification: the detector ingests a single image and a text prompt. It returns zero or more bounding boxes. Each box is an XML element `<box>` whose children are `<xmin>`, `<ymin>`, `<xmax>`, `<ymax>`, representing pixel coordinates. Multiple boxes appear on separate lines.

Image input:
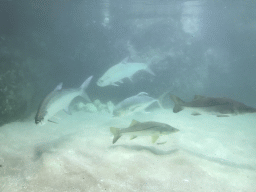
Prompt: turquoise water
<box><xmin>0</xmin><ymin>0</ymin><xmax>256</xmax><ymax>191</ymax></box>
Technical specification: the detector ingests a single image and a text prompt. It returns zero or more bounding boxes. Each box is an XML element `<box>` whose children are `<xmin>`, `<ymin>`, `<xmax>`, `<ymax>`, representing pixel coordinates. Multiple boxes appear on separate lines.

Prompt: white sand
<box><xmin>0</xmin><ymin>109</ymin><xmax>255</xmax><ymax>192</ymax></box>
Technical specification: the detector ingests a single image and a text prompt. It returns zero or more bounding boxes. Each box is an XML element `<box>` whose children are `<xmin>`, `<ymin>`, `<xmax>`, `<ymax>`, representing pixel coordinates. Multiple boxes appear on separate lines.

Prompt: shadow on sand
<box><xmin>109</xmin><ymin>144</ymin><xmax>179</xmax><ymax>156</ymax></box>
<box><xmin>110</xmin><ymin>145</ymin><xmax>256</xmax><ymax>171</ymax></box>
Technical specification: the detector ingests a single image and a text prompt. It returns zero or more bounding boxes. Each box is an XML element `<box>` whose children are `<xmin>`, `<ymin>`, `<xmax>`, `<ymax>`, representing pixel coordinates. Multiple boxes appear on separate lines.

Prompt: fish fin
<box><xmin>80</xmin><ymin>76</ymin><xmax>93</xmax><ymax>90</ymax></box>
<box><xmin>170</xmin><ymin>95</ymin><xmax>185</xmax><ymax>113</ymax></box>
<box><xmin>145</xmin><ymin>67</ymin><xmax>155</xmax><ymax>76</ymax></box>
<box><xmin>137</xmin><ymin>92</ymin><xmax>148</xmax><ymax>96</ymax></box>
<box><xmin>54</xmin><ymin>83</ymin><xmax>63</xmax><ymax>91</ymax></box>
<box><xmin>118</xmin><ymin>79</ymin><xmax>123</xmax><ymax>83</ymax></box>
<box><xmin>173</xmin><ymin>105</ymin><xmax>183</xmax><ymax>113</ymax></box>
<box><xmin>52</xmin><ymin>115</ymin><xmax>61</xmax><ymax>120</ymax></box>
<box><xmin>156</xmin><ymin>100</ymin><xmax>164</xmax><ymax>109</ymax></box>
<box><xmin>48</xmin><ymin>119</ymin><xmax>59</xmax><ymax>124</ymax></box>
<box><xmin>110</xmin><ymin>127</ymin><xmax>121</xmax><ymax>144</ymax></box>
<box><xmin>157</xmin><ymin>141</ymin><xmax>167</xmax><ymax>145</ymax></box>
<box><xmin>130</xmin><ymin>135</ymin><xmax>137</xmax><ymax>140</ymax></box>
<box><xmin>151</xmin><ymin>135</ymin><xmax>159</xmax><ymax>143</ymax></box>
<box><xmin>112</xmin><ymin>83</ymin><xmax>119</xmax><ymax>86</ymax></box>
<box><xmin>79</xmin><ymin>76</ymin><xmax>93</xmax><ymax>102</ymax></box>
<box><xmin>157</xmin><ymin>91</ymin><xmax>172</xmax><ymax>109</ymax></box>
<box><xmin>217</xmin><ymin>114</ymin><xmax>229</xmax><ymax>117</ymax></box>
<box><xmin>81</xmin><ymin>93</ymin><xmax>91</xmax><ymax>102</ymax></box>
<box><xmin>194</xmin><ymin>95</ymin><xmax>206</xmax><ymax>100</ymax></box>
<box><xmin>64</xmin><ymin>107</ymin><xmax>72</xmax><ymax>115</ymax></box>
<box><xmin>121</xmin><ymin>57</ymin><xmax>129</xmax><ymax>64</ymax></box>
<box><xmin>191</xmin><ymin>112</ymin><xmax>201</xmax><ymax>116</ymax></box>
<box><xmin>128</xmin><ymin>76</ymin><xmax>133</xmax><ymax>82</ymax></box>
<box><xmin>130</xmin><ymin>119</ymin><xmax>140</xmax><ymax>127</ymax></box>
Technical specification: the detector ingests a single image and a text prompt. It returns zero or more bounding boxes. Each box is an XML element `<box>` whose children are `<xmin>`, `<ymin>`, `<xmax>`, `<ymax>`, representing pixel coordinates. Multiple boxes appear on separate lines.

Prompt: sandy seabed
<box><xmin>0</xmin><ymin>109</ymin><xmax>255</xmax><ymax>192</ymax></box>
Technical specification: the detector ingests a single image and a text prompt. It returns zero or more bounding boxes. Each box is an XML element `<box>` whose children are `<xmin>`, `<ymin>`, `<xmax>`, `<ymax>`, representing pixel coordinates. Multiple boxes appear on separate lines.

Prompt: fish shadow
<box><xmin>109</xmin><ymin>144</ymin><xmax>179</xmax><ymax>156</ymax></box>
<box><xmin>32</xmin><ymin>133</ymin><xmax>76</xmax><ymax>161</ymax></box>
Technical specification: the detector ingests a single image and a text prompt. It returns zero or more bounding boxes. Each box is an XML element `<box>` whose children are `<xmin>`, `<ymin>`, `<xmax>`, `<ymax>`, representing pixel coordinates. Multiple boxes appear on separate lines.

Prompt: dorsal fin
<box><xmin>121</xmin><ymin>57</ymin><xmax>129</xmax><ymax>64</ymax></box>
<box><xmin>137</xmin><ymin>92</ymin><xmax>148</xmax><ymax>96</ymax></box>
<box><xmin>54</xmin><ymin>83</ymin><xmax>63</xmax><ymax>91</ymax></box>
<box><xmin>129</xmin><ymin>119</ymin><xmax>140</xmax><ymax>127</ymax></box>
<box><xmin>194</xmin><ymin>95</ymin><xmax>206</xmax><ymax>100</ymax></box>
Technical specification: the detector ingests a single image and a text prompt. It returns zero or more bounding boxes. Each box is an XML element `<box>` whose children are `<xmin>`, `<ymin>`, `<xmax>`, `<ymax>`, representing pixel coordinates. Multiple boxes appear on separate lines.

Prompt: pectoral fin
<box><xmin>157</xmin><ymin>141</ymin><xmax>167</xmax><ymax>145</ymax></box>
<box><xmin>130</xmin><ymin>135</ymin><xmax>137</xmax><ymax>140</ymax></box>
<box><xmin>48</xmin><ymin>119</ymin><xmax>59</xmax><ymax>124</ymax></box>
<box><xmin>64</xmin><ymin>106</ymin><xmax>72</xmax><ymax>115</ymax></box>
<box><xmin>217</xmin><ymin>114</ymin><xmax>229</xmax><ymax>117</ymax></box>
<box><xmin>191</xmin><ymin>112</ymin><xmax>201</xmax><ymax>116</ymax></box>
<box><xmin>110</xmin><ymin>127</ymin><xmax>121</xmax><ymax>144</ymax></box>
<box><xmin>151</xmin><ymin>135</ymin><xmax>159</xmax><ymax>143</ymax></box>
<box><xmin>113</xmin><ymin>135</ymin><xmax>121</xmax><ymax>144</ymax></box>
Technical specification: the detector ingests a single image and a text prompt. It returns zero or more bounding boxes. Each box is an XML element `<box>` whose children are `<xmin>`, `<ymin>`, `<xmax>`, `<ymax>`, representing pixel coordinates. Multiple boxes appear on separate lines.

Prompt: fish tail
<box><xmin>170</xmin><ymin>95</ymin><xmax>185</xmax><ymax>113</ymax></box>
<box><xmin>79</xmin><ymin>76</ymin><xmax>93</xmax><ymax>102</ymax></box>
<box><xmin>157</xmin><ymin>91</ymin><xmax>172</xmax><ymax>109</ymax></box>
<box><xmin>145</xmin><ymin>67</ymin><xmax>155</xmax><ymax>76</ymax></box>
<box><xmin>110</xmin><ymin>127</ymin><xmax>121</xmax><ymax>144</ymax></box>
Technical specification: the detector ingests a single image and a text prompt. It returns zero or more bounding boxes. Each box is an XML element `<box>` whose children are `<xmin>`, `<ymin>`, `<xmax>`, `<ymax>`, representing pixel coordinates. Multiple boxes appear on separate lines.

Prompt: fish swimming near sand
<box><xmin>110</xmin><ymin>119</ymin><xmax>179</xmax><ymax>144</ymax></box>
<box><xmin>35</xmin><ymin>76</ymin><xmax>93</xmax><ymax>125</ymax></box>
<box><xmin>97</xmin><ymin>57</ymin><xmax>154</xmax><ymax>87</ymax></box>
<box><xmin>170</xmin><ymin>94</ymin><xmax>256</xmax><ymax>117</ymax></box>
<box><xmin>112</xmin><ymin>92</ymin><xmax>163</xmax><ymax>116</ymax></box>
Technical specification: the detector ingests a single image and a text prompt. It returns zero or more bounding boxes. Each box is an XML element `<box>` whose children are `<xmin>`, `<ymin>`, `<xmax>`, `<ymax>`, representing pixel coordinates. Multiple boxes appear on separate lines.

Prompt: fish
<box><xmin>97</xmin><ymin>57</ymin><xmax>154</xmax><ymax>87</ymax></box>
<box><xmin>35</xmin><ymin>76</ymin><xmax>93</xmax><ymax>125</ymax></box>
<box><xmin>170</xmin><ymin>94</ymin><xmax>256</xmax><ymax>117</ymax></box>
<box><xmin>112</xmin><ymin>92</ymin><xmax>163</xmax><ymax>117</ymax></box>
<box><xmin>110</xmin><ymin>119</ymin><xmax>179</xmax><ymax>144</ymax></box>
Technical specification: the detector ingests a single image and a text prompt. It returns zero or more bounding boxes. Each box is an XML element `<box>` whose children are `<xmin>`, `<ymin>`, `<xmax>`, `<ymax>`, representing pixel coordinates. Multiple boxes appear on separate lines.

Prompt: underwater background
<box><xmin>0</xmin><ymin>1</ymin><xmax>256</xmax><ymax>192</ymax></box>
<box><xmin>1</xmin><ymin>0</ymin><xmax>255</xmax><ymax>126</ymax></box>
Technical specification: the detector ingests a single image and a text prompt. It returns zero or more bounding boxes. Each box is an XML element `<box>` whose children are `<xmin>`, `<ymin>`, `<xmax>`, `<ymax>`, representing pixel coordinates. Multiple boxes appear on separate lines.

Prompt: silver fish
<box><xmin>35</xmin><ymin>76</ymin><xmax>93</xmax><ymax>125</ymax></box>
<box><xmin>112</xmin><ymin>92</ymin><xmax>162</xmax><ymax>116</ymax></box>
<box><xmin>170</xmin><ymin>94</ymin><xmax>256</xmax><ymax>117</ymax></box>
<box><xmin>110</xmin><ymin>119</ymin><xmax>179</xmax><ymax>144</ymax></box>
<box><xmin>97</xmin><ymin>57</ymin><xmax>154</xmax><ymax>87</ymax></box>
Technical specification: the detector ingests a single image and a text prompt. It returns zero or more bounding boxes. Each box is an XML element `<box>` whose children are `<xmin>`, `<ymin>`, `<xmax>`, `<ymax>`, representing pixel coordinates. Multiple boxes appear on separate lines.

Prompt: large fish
<box><xmin>35</xmin><ymin>76</ymin><xmax>93</xmax><ymax>125</ymax></box>
<box><xmin>170</xmin><ymin>94</ymin><xmax>256</xmax><ymax>117</ymax></box>
<box><xmin>112</xmin><ymin>92</ymin><xmax>162</xmax><ymax>117</ymax></box>
<box><xmin>110</xmin><ymin>119</ymin><xmax>179</xmax><ymax>144</ymax></box>
<box><xmin>97</xmin><ymin>57</ymin><xmax>154</xmax><ymax>87</ymax></box>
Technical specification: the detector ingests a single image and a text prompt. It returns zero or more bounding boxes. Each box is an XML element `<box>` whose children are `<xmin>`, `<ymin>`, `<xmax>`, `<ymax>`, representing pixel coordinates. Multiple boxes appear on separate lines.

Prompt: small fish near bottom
<box><xmin>110</xmin><ymin>119</ymin><xmax>179</xmax><ymax>144</ymax></box>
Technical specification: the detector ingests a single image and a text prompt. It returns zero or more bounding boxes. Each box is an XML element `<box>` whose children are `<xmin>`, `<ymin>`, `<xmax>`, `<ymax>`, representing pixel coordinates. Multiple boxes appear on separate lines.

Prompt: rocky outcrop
<box><xmin>0</xmin><ymin>55</ymin><xmax>30</xmax><ymax>126</ymax></box>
